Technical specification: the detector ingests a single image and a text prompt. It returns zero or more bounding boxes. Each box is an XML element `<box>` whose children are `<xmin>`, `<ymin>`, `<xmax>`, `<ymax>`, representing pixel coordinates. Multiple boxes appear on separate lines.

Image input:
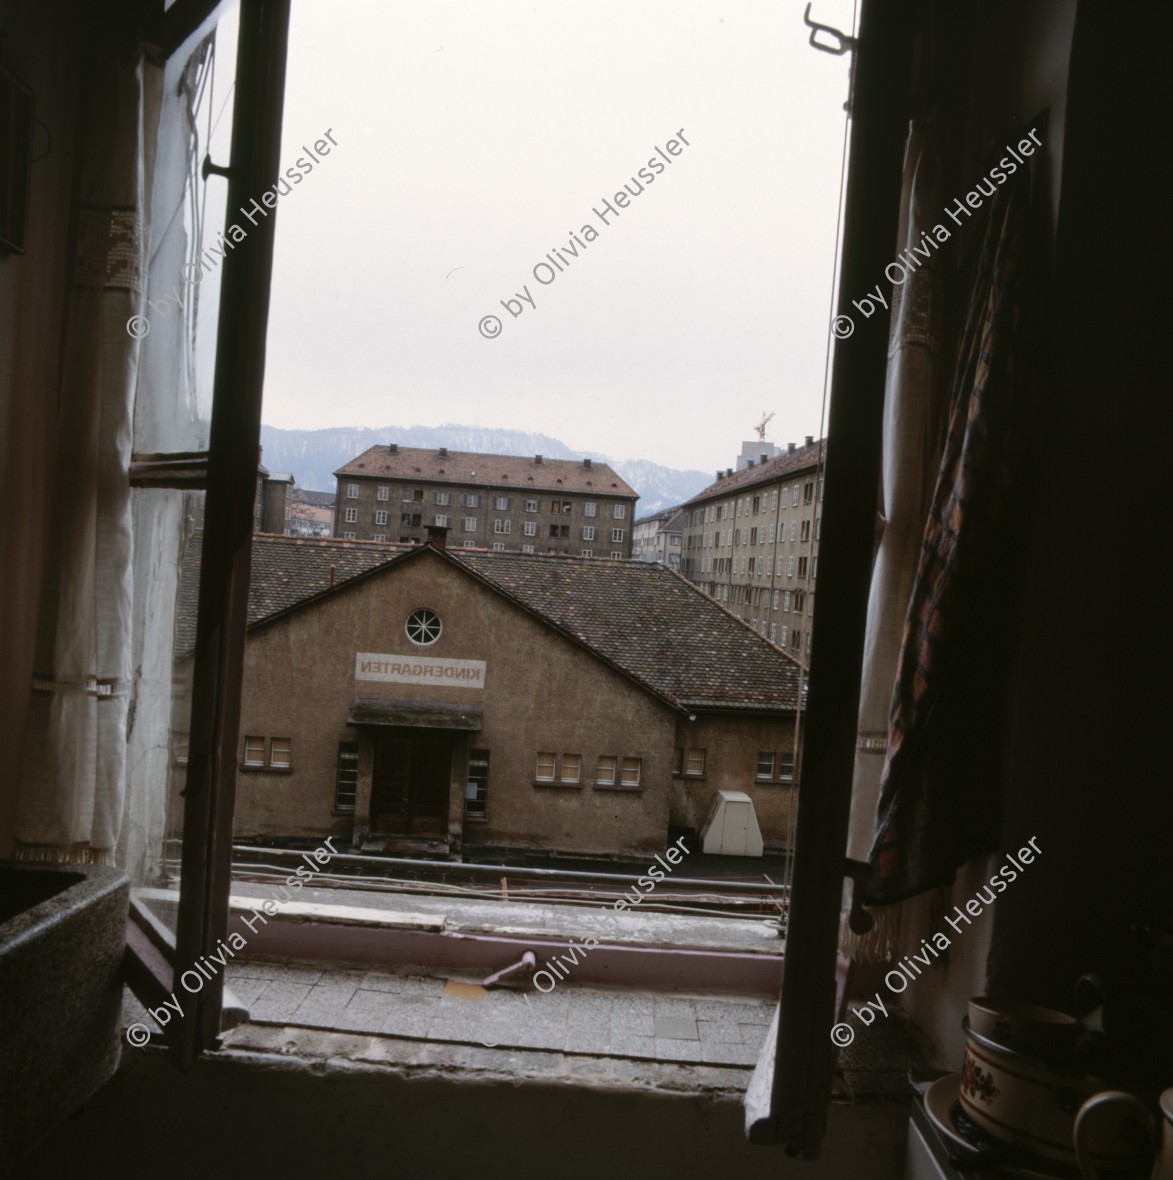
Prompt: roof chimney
<box><xmin>787</xmin><ymin>442</ymin><xmax>796</xmax><ymax>453</ymax></box>
<box><xmin>804</xmin><ymin>435</ymin><xmax>814</xmax><ymax>447</ymax></box>
<box><xmin>535</xmin><ymin>454</ymin><xmax>543</xmax><ymax>464</ymax></box>
<box><xmin>426</xmin><ymin>524</ymin><xmax>449</xmax><ymax>550</ymax></box>
<box><xmin>760</xmin><ymin>453</ymin><xmax>769</xmax><ymax>465</ymax></box>
<box><xmin>747</xmin><ymin>459</ymin><xmax>755</xmax><ymax>468</ymax></box>
<box><xmin>726</xmin><ymin>468</ymin><xmax>733</xmax><ymax>478</ymax></box>
<box><xmin>388</xmin><ymin>443</ymin><xmax>398</xmax><ymax>453</ymax></box>
<box><xmin>583</xmin><ymin>458</ymin><xmax>592</xmax><ymax>469</ymax></box>
<box><xmin>716</xmin><ymin>470</ymin><xmax>724</xmax><ymax>481</ymax></box>
<box><xmin>438</xmin><ymin>446</ymin><xmax>448</xmax><ymax>458</ymax></box>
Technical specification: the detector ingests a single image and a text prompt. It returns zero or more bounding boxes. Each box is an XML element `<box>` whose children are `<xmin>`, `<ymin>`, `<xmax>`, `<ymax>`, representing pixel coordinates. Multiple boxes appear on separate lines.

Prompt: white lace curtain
<box><xmin>14</xmin><ymin>37</ymin><xmax>154</xmax><ymax>864</ymax></box>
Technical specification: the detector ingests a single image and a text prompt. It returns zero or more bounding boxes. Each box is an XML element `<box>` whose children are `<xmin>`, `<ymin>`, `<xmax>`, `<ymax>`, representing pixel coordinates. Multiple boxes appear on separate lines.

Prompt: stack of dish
<box><xmin>923</xmin><ymin>997</ymin><xmax>1154</xmax><ymax>1177</ymax></box>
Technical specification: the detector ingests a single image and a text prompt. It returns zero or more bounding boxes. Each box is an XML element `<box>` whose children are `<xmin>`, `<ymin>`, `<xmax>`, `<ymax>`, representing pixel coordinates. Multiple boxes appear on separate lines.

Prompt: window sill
<box><xmin>240</xmin><ymin>764</ymin><xmax>294</xmax><ymax>775</ymax></box>
<box><xmin>592</xmin><ymin>783</ymin><xmax>643</xmax><ymax>793</ymax></box>
<box><xmin>463</xmin><ymin>814</ymin><xmax>489</xmax><ymax>822</ymax></box>
<box><xmin>331</xmin><ymin>807</ymin><xmax>356</xmax><ymax>817</ymax></box>
<box><xmin>532</xmin><ymin>780</ymin><xmax>583</xmax><ymax>790</ymax></box>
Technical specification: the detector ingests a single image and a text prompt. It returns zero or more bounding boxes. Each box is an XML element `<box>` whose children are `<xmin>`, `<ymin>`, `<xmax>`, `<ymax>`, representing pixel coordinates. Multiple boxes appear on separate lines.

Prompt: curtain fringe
<box><xmin>12</xmin><ymin>841</ymin><xmax>116</xmax><ymax>866</ymax></box>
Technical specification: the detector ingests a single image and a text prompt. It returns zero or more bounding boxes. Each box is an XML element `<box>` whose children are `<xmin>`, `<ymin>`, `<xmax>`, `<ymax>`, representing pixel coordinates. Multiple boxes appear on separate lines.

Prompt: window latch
<box><xmin>803</xmin><ymin>3</ymin><xmax>857</xmax><ymax>114</ymax></box>
<box><xmin>843</xmin><ymin>858</ymin><xmax>875</xmax><ymax>935</ymax></box>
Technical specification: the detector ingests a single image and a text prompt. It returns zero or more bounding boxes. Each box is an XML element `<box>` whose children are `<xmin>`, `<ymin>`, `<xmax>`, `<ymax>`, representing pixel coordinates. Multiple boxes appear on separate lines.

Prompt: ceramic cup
<box><xmin>1074</xmin><ymin>1087</ymin><xmax>1173</xmax><ymax>1180</ymax></box>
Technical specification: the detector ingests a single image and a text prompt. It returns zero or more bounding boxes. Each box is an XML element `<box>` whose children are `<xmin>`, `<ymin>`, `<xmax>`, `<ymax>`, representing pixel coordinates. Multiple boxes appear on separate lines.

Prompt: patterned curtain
<box><xmin>864</xmin><ymin>143</ymin><xmax>1031</xmax><ymax>905</ymax></box>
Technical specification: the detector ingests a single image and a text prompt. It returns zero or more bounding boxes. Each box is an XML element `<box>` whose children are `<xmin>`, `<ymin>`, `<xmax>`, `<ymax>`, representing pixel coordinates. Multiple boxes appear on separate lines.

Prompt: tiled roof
<box><xmin>684</xmin><ymin>439</ymin><xmax>827</xmax><ymax>506</ymax></box>
<box><xmin>334</xmin><ymin>445</ymin><xmax>638</xmax><ymax>499</ymax></box>
<box><xmin>175</xmin><ymin>534</ymin><xmax>403</xmax><ymax>658</ymax></box>
<box><xmin>456</xmin><ymin>552</ymin><xmax>803</xmax><ymax>711</ymax></box>
<box><xmin>634</xmin><ymin>505</ymin><xmax>685</xmax><ymax>528</ymax></box>
<box><xmin>178</xmin><ymin>538</ymin><xmax>803</xmax><ymax>712</ymax></box>
<box><xmin>291</xmin><ymin>488</ymin><xmax>336</xmax><ymax>508</ymax></box>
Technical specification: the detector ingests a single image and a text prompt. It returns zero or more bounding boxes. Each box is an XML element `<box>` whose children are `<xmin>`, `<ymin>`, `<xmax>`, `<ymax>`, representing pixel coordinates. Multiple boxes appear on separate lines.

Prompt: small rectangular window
<box><xmin>525</xmin><ymin>498</ymin><xmax>539</xmax><ymax>512</ymax></box>
<box><xmin>464</xmin><ymin>492</ymin><xmax>480</xmax><ymax>508</ymax></box>
<box><xmin>685</xmin><ymin>748</ymin><xmax>705</xmax><ymax>776</ymax></box>
<box><xmin>584</xmin><ymin>502</ymin><xmax>597</xmax><ymax>517</ymax></box>
<box><xmin>494</xmin><ymin>519</ymin><xmax>511</xmax><ymax>534</ymax></box>
<box><xmin>492</xmin><ymin>542</ymin><xmax>506</xmax><ymax>551</ymax></box>
<box><xmin>596</xmin><ymin>755</ymin><xmax>617</xmax><ymax>785</ymax></box>
<box><xmin>346</xmin><ymin>483</ymin><xmax>358</xmax><ymax>499</ymax></box>
<box><xmin>465</xmin><ymin>749</ymin><xmax>490</xmax><ymax>818</ymax></box>
<box><xmin>376</xmin><ymin>486</ymin><xmax>389</xmax><ymax>501</ymax></box>
<box><xmin>581</xmin><ymin>549</ymin><xmax>593</xmax><ymax>557</ymax></box>
<box><xmin>494</xmin><ymin>495</ymin><xmax>510</xmax><ymax>511</ymax></box>
<box><xmin>374</xmin><ymin>510</ymin><xmax>388</xmax><ymax>525</ymax></box>
<box><xmin>536</xmin><ymin>752</ymin><xmax>556</xmax><ymax>782</ymax></box>
<box><xmin>344</xmin><ymin>507</ymin><xmax>357</xmax><ymax>523</ymax></box>
<box><xmin>343</xmin><ymin>531</ymin><xmax>356</xmax><ymax>540</ymax></box>
<box><xmin>521</xmin><ymin>544</ymin><xmax>534</xmax><ymax>553</ymax></box>
<box><xmin>462</xmin><ymin>540</ymin><xmax>476</xmax><ymax>548</ymax></box>
<box><xmin>402</xmin><ymin>488</ymin><xmax>414</xmax><ymax>502</ymax></box>
<box><xmin>373</xmin><ymin>533</ymin><xmax>386</xmax><ymax>542</ymax></box>
<box><xmin>613</xmin><ymin>504</ymin><xmax>625</xmax><ymax>519</ymax></box>
<box><xmin>434</xmin><ymin>490</ymin><xmax>451</xmax><ymax>506</ymax></box>
<box><xmin>756</xmin><ymin>752</ymin><xmax>775</xmax><ymax>779</ymax></box>
<box><xmin>523</xmin><ymin>521</ymin><xmax>537</xmax><ymax>536</ymax></box>
<box><xmin>561</xmin><ymin>753</ymin><xmax>582</xmax><ymax>784</ymax></box>
<box><xmin>582</xmin><ymin>526</ymin><xmax>595</xmax><ymax>541</ymax></box>
<box><xmin>464</xmin><ymin>516</ymin><xmax>477</xmax><ymax>532</ymax></box>
<box><xmin>335</xmin><ymin>742</ymin><xmax>358</xmax><ymax>811</ymax></box>
<box><xmin>610</xmin><ymin>550</ymin><xmax>623</xmax><ymax>559</ymax></box>
<box><xmin>611</xmin><ymin>528</ymin><xmax>624</xmax><ymax>543</ymax></box>
<box><xmin>779</xmin><ymin>752</ymin><xmax>795</xmax><ymax>780</ymax></box>
<box><xmin>269</xmin><ymin>738</ymin><xmax>291</xmax><ymax>768</ymax></box>
<box><xmin>244</xmin><ymin>736</ymin><xmax>266</xmax><ymax>766</ymax></box>
<box><xmin>620</xmin><ymin>757</ymin><xmax>642</xmax><ymax>786</ymax></box>
<box><xmin>434</xmin><ymin>514</ymin><xmax>449</xmax><ymax>528</ymax></box>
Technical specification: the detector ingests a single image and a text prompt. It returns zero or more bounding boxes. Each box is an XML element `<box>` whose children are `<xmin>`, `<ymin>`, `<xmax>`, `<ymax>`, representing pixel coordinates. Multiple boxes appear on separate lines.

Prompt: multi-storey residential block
<box><xmin>632</xmin><ymin>507</ymin><xmax>684</xmax><ymax>566</ymax></box>
<box><xmin>332</xmin><ymin>445</ymin><xmax>638</xmax><ymax>557</ymax></box>
<box><xmin>680</xmin><ymin>436</ymin><xmax>825</xmax><ymax>663</ymax></box>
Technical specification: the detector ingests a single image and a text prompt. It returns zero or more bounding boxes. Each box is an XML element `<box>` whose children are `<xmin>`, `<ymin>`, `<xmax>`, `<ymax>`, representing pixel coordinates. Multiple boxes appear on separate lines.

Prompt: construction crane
<box><xmin>754</xmin><ymin>411</ymin><xmax>775</xmax><ymax>441</ymax></box>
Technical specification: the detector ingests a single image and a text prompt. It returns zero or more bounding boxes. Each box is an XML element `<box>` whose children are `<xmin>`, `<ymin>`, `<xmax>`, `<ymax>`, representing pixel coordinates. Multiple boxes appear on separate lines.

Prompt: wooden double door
<box><xmin>370</xmin><ymin>733</ymin><xmax>452</xmax><ymax>838</ymax></box>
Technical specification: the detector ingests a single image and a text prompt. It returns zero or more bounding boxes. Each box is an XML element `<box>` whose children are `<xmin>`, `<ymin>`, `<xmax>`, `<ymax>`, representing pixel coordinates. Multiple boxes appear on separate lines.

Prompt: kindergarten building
<box><xmin>184</xmin><ymin>532</ymin><xmax>806</xmax><ymax>862</ymax></box>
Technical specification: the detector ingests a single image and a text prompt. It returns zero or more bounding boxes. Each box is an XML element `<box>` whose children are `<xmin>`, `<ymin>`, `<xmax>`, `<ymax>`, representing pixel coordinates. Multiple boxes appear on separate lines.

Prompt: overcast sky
<box><xmin>221</xmin><ymin>0</ymin><xmax>857</xmax><ymax>471</ymax></box>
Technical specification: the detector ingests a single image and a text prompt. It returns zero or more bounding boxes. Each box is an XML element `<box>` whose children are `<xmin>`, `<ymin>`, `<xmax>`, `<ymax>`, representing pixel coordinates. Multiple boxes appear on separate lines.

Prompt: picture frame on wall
<box><xmin>0</xmin><ymin>64</ymin><xmax>35</xmax><ymax>254</ymax></box>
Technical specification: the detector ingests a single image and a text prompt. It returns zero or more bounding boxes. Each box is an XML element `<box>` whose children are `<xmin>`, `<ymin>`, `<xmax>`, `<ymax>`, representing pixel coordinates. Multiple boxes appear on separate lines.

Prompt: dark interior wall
<box><xmin>0</xmin><ymin>0</ymin><xmax>86</xmax><ymax>856</ymax></box>
<box><xmin>986</xmin><ymin>0</ymin><xmax>1170</xmax><ymax>1003</ymax></box>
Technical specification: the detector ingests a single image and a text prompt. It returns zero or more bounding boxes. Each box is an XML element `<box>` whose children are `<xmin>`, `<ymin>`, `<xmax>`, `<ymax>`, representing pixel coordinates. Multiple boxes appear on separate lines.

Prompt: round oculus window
<box><xmin>405</xmin><ymin>608</ymin><xmax>442</xmax><ymax>646</ymax></box>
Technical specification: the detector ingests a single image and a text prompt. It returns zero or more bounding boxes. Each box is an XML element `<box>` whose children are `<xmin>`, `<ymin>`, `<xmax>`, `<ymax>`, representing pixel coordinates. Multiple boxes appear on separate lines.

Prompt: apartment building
<box><xmin>632</xmin><ymin>507</ymin><xmax>684</xmax><ymax>566</ymax></box>
<box><xmin>332</xmin><ymin>445</ymin><xmax>638</xmax><ymax>557</ymax></box>
<box><xmin>680</xmin><ymin>437</ymin><xmax>824</xmax><ymax>662</ymax></box>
